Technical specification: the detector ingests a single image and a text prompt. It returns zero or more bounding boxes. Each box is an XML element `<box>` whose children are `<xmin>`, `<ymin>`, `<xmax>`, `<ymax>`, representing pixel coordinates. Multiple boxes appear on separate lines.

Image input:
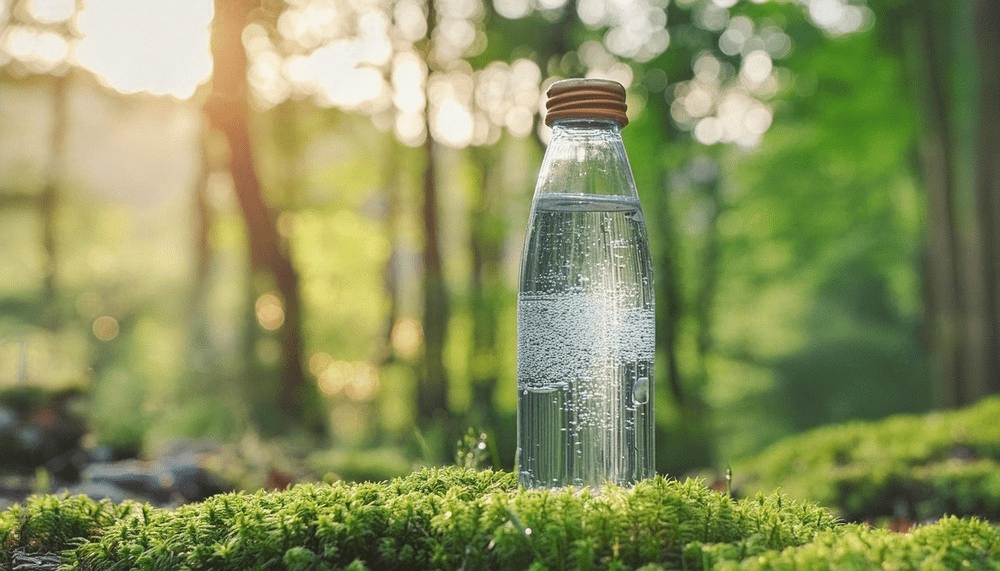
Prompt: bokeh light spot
<box><xmin>255</xmin><ymin>293</ymin><xmax>285</xmax><ymax>331</ymax></box>
<box><xmin>391</xmin><ymin>319</ymin><xmax>422</xmax><ymax>360</ymax></box>
<box><xmin>318</xmin><ymin>360</ymin><xmax>380</xmax><ymax>401</ymax></box>
<box><xmin>92</xmin><ymin>316</ymin><xmax>119</xmax><ymax>342</ymax></box>
<box><xmin>309</xmin><ymin>352</ymin><xmax>335</xmax><ymax>377</ymax></box>
<box><xmin>741</xmin><ymin>50</ymin><xmax>773</xmax><ymax>85</ymax></box>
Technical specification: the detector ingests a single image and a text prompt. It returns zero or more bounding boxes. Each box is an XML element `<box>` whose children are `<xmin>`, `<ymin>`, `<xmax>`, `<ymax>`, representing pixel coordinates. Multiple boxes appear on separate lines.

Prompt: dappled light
<box><xmin>390</xmin><ymin>51</ymin><xmax>427</xmax><ymax>143</ymax></box>
<box><xmin>308</xmin><ymin>351</ymin><xmax>334</xmax><ymax>377</ymax></box>
<box><xmin>431</xmin><ymin>0</ymin><xmax>484</xmax><ymax>64</ymax></box>
<box><xmin>276</xmin><ymin>0</ymin><xmax>343</xmax><ymax>52</ymax></box>
<box><xmin>246</xmin><ymin>0</ymin><xmax>544</xmax><ymax>148</ymax></box>
<box><xmin>75</xmin><ymin>0</ymin><xmax>212</xmax><ymax>98</ymax></box>
<box><xmin>27</xmin><ymin>0</ymin><xmax>75</xmax><ymax>24</ymax></box>
<box><xmin>671</xmin><ymin>52</ymin><xmax>777</xmax><ymax>147</ymax></box>
<box><xmin>245</xmin><ymin>23</ymin><xmax>292</xmax><ymax>107</ymax></box>
<box><xmin>578</xmin><ymin>0</ymin><xmax>670</xmax><ymax>62</ymax></box>
<box><xmin>1</xmin><ymin>25</ymin><xmax>66</xmax><ymax>72</ymax></box>
<box><xmin>492</xmin><ymin>0</ymin><xmax>533</xmax><ymax>21</ymax></box>
<box><xmin>805</xmin><ymin>0</ymin><xmax>872</xmax><ymax>35</ymax></box>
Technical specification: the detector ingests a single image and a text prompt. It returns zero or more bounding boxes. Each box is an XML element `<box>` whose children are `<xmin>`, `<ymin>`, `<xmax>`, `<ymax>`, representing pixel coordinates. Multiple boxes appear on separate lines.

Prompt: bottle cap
<box><xmin>545</xmin><ymin>78</ymin><xmax>628</xmax><ymax>127</ymax></box>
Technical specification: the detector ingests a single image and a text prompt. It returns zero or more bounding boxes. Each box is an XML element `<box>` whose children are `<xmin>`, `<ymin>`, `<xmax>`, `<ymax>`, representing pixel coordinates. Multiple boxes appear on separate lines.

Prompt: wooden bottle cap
<box><xmin>544</xmin><ymin>78</ymin><xmax>628</xmax><ymax>127</ymax></box>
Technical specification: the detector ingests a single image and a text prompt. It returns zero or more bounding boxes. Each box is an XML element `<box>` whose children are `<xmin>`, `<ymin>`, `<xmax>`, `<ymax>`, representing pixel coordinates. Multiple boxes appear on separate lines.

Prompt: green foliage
<box><xmin>306</xmin><ymin>446</ymin><xmax>413</xmax><ymax>483</ymax></box>
<box><xmin>736</xmin><ymin>396</ymin><xmax>1000</xmax><ymax>521</ymax></box>
<box><xmin>705</xmin><ymin>24</ymin><xmax>927</xmax><ymax>461</ymax></box>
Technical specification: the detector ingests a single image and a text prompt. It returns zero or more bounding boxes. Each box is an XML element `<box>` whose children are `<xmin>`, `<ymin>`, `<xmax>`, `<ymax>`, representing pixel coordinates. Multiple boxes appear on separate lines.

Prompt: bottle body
<box><xmin>517</xmin><ymin>119</ymin><xmax>654</xmax><ymax>488</ymax></box>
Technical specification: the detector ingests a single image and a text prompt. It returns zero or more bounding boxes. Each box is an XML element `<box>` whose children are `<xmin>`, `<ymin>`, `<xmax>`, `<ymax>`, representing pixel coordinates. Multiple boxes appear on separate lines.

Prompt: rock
<box><xmin>82</xmin><ymin>452</ymin><xmax>230</xmax><ymax>506</ymax></box>
<box><xmin>0</xmin><ymin>388</ymin><xmax>87</xmax><ymax>475</ymax></box>
<box><xmin>11</xmin><ymin>550</ymin><xmax>61</xmax><ymax>571</ymax></box>
<box><xmin>61</xmin><ymin>480</ymin><xmax>145</xmax><ymax>504</ymax></box>
<box><xmin>0</xmin><ymin>480</ymin><xmax>32</xmax><ymax>509</ymax></box>
<box><xmin>82</xmin><ymin>460</ymin><xmax>177</xmax><ymax>505</ymax></box>
<box><xmin>0</xmin><ymin>405</ymin><xmax>16</xmax><ymax>433</ymax></box>
<box><xmin>161</xmin><ymin>454</ymin><xmax>230</xmax><ymax>501</ymax></box>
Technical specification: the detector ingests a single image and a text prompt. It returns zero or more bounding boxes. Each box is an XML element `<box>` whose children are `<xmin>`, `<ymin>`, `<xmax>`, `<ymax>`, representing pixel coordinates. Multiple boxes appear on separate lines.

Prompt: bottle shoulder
<box><xmin>535</xmin><ymin>124</ymin><xmax>639</xmax><ymax>199</ymax></box>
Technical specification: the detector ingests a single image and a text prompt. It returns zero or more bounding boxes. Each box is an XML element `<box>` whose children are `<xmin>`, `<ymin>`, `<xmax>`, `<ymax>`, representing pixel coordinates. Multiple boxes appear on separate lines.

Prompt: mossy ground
<box><xmin>1</xmin><ymin>466</ymin><xmax>998</xmax><ymax>570</ymax></box>
<box><xmin>735</xmin><ymin>396</ymin><xmax>1000</xmax><ymax>522</ymax></box>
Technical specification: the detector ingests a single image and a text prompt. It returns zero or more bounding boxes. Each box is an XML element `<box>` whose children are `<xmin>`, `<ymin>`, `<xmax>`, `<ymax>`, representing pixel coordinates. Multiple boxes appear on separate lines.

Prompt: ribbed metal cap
<box><xmin>544</xmin><ymin>78</ymin><xmax>628</xmax><ymax>127</ymax></box>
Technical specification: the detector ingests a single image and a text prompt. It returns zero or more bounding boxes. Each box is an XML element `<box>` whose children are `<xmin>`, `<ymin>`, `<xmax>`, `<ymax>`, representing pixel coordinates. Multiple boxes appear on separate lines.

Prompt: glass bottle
<box><xmin>516</xmin><ymin>78</ymin><xmax>655</xmax><ymax>488</ymax></box>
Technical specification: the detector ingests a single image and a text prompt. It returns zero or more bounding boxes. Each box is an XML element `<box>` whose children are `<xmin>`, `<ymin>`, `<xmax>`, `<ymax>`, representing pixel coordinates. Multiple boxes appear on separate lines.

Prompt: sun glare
<box><xmin>27</xmin><ymin>0</ymin><xmax>71</xmax><ymax>23</ymax></box>
<box><xmin>76</xmin><ymin>0</ymin><xmax>213</xmax><ymax>99</ymax></box>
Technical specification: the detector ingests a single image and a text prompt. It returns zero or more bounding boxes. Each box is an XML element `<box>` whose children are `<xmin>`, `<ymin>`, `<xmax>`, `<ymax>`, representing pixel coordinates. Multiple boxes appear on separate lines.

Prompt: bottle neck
<box><xmin>549</xmin><ymin>118</ymin><xmax>624</xmax><ymax>138</ymax></box>
<box><xmin>535</xmin><ymin>117</ymin><xmax>636</xmax><ymax>199</ymax></box>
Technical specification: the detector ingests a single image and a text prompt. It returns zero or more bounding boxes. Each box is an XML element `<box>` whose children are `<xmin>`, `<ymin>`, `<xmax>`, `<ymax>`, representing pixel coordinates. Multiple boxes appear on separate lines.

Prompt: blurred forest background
<box><xmin>0</xmin><ymin>0</ymin><xmax>998</xmax><ymax>482</ymax></box>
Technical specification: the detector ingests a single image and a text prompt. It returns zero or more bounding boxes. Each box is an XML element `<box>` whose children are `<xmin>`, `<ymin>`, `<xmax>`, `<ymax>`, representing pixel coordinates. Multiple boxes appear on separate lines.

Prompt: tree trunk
<box><xmin>468</xmin><ymin>145</ymin><xmax>504</xmax><ymax>429</ymax></box>
<box><xmin>41</xmin><ymin>72</ymin><xmax>67</xmax><ymax>324</ymax></box>
<box><xmin>379</xmin><ymin>139</ymin><xmax>402</xmax><ymax>366</ymax></box>
<box><xmin>417</xmin><ymin>131</ymin><xmax>451</xmax><ymax>429</ymax></box>
<box><xmin>192</xmin><ymin>130</ymin><xmax>212</xmax><ymax>306</ymax></box>
<box><xmin>206</xmin><ymin>0</ymin><xmax>310</xmax><ymax>424</ymax></box>
<box><xmin>414</xmin><ymin>0</ymin><xmax>452</xmax><ymax>436</ymax></box>
<box><xmin>188</xmin><ymin>123</ymin><xmax>215</xmax><ymax>386</ymax></box>
<box><xmin>273</xmin><ymin>99</ymin><xmax>304</xmax><ymax>208</ymax></box>
<box><xmin>915</xmin><ymin>6</ymin><xmax>967</xmax><ymax>407</ymax></box>
<box><xmin>694</xmin><ymin>163</ymin><xmax>721</xmax><ymax>384</ymax></box>
<box><xmin>654</xmin><ymin>170</ymin><xmax>685</xmax><ymax>407</ymax></box>
<box><xmin>972</xmin><ymin>0</ymin><xmax>1000</xmax><ymax>397</ymax></box>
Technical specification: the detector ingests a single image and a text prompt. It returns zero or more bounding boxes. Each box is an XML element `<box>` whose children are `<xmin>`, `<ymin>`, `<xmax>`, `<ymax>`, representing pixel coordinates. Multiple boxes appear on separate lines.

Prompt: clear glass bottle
<box><xmin>517</xmin><ymin>79</ymin><xmax>655</xmax><ymax>488</ymax></box>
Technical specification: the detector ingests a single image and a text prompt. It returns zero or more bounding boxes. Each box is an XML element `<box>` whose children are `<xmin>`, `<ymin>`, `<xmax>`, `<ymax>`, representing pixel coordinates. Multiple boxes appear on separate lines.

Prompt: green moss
<box><xmin>0</xmin><ymin>494</ymin><xmax>134</xmax><ymax>567</ymax></box>
<box><xmin>2</xmin><ymin>466</ymin><xmax>997</xmax><ymax>570</ymax></box>
<box><xmin>0</xmin><ymin>467</ymin><xmax>837</xmax><ymax>570</ymax></box>
<box><xmin>735</xmin><ymin>396</ymin><xmax>1000</xmax><ymax>521</ymax></box>
<box><xmin>716</xmin><ymin>517</ymin><xmax>1000</xmax><ymax>571</ymax></box>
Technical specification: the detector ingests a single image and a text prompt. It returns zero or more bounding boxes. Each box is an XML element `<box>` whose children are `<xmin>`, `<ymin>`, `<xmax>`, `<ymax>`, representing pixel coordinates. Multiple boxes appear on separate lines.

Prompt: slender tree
<box><xmin>416</xmin><ymin>121</ymin><xmax>452</xmax><ymax>430</ymax></box>
<box><xmin>467</xmin><ymin>144</ymin><xmax>505</xmax><ymax>428</ymax></box>
<box><xmin>41</xmin><ymin>72</ymin><xmax>67</xmax><ymax>320</ymax></box>
<box><xmin>414</xmin><ymin>0</ymin><xmax>454</xmax><ymax>435</ymax></box>
<box><xmin>970</xmin><ymin>0</ymin><xmax>1000</xmax><ymax>398</ymax></box>
<box><xmin>1</xmin><ymin>0</ymin><xmax>77</xmax><ymax>325</ymax></box>
<box><xmin>378</xmin><ymin>138</ymin><xmax>404</xmax><ymax>366</ymax></box>
<box><xmin>206</xmin><ymin>0</ymin><xmax>314</xmax><ymax>427</ymax></box>
<box><xmin>912</xmin><ymin>4</ymin><xmax>966</xmax><ymax>405</ymax></box>
<box><xmin>884</xmin><ymin>0</ymin><xmax>1000</xmax><ymax>406</ymax></box>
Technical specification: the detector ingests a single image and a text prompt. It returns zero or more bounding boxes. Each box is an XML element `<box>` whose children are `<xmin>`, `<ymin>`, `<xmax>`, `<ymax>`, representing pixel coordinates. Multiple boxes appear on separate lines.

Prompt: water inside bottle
<box><xmin>517</xmin><ymin>193</ymin><xmax>654</xmax><ymax>488</ymax></box>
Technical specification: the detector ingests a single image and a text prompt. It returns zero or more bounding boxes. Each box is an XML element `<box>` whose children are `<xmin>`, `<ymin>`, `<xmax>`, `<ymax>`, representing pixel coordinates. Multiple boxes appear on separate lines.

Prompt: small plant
<box><xmin>454</xmin><ymin>427</ymin><xmax>497</xmax><ymax>470</ymax></box>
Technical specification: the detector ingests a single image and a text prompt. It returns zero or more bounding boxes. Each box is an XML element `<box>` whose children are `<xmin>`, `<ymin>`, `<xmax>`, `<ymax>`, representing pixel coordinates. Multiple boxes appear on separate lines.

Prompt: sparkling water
<box><xmin>517</xmin><ymin>193</ymin><xmax>654</xmax><ymax>488</ymax></box>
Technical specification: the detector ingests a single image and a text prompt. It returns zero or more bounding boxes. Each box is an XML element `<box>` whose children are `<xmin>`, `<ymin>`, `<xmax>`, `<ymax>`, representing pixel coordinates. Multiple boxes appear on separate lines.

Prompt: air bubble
<box><xmin>633</xmin><ymin>377</ymin><xmax>649</xmax><ymax>404</ymax></box>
